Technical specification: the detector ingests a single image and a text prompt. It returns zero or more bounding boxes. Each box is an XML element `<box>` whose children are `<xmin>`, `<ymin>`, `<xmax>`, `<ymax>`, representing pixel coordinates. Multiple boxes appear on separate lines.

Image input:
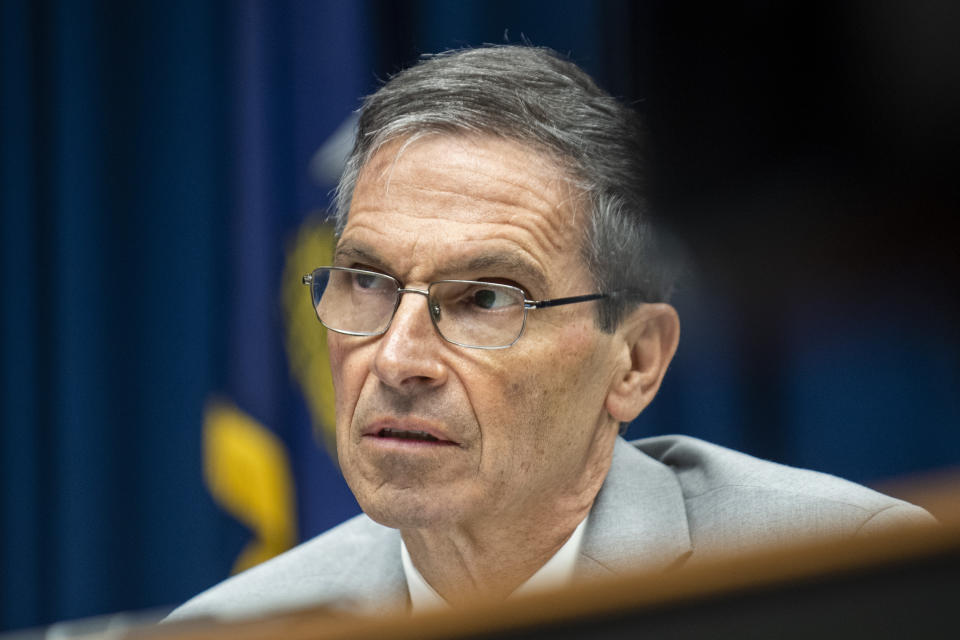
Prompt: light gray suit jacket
<box><xmin>168</xmin><ymin>435</ymin><xmax>933</xmax><ymax>621</ymax></box>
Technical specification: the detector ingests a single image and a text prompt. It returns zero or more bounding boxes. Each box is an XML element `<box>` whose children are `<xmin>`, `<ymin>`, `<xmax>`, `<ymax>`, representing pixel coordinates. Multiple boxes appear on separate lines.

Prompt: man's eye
<box><xmin>469</xmin><ymin>286</ymin><xmax>515</xmax><ymax>310</ymax></box>
<box><xmin>355</xmin><ymin>273</ymin><xmax>377</xmax><ymax>288</ymax></box>
<box><xmin>352</xmin><ymin>272</ymin><xmax>391</xmax><ymax>291</ymax></box>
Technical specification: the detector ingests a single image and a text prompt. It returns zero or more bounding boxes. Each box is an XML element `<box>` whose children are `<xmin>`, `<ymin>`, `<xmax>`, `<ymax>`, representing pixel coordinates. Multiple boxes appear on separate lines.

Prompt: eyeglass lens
<box><xmin>314</xmin><ymin>268</ymin><xmax>397</xmax><ymax>334</ymax></box>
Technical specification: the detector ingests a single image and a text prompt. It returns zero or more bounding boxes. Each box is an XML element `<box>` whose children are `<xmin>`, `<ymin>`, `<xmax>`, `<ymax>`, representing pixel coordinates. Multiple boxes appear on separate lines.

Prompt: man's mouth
<box><xmin>369</xmin><ymin>427</ymin><xmax>459</xmax><ymax>445</ymax></box>
<box><xmin>377</xmin><ymin>428</ymin><xmax>439</xmax><ymax>442</ymax></box>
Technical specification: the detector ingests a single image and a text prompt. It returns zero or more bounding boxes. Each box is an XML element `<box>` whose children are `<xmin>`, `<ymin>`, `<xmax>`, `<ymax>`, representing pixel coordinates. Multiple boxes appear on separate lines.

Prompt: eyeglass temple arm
<box><xmin>526</xmin><ymin>293</ymin><xmax>609</xmax><ymax>309</ymax></box>
<box><xmin>526</xmin><ymin>290</ymin><xmax>646</xmax><ymax>309</ymax></box>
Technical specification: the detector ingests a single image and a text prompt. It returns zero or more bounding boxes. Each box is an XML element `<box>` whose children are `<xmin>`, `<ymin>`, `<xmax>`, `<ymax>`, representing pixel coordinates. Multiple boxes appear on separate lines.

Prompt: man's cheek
<box><xmin>327</xmin><ymin>335</ymin><xmax>349</xmax><ymax>374</ymax></box>
<box><xmin>328</xmin><ymin>341</ymin><xmax>368</xmax><ymax>423</ymax></box>
<box><xmin>500</xmin><ymin>375</ymin><xmax>560</xmax><ymax>438</ymax></box>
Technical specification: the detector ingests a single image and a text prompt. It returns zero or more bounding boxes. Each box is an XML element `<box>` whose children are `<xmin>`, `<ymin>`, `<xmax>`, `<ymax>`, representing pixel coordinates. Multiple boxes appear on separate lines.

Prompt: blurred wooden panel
<box><xmin>142</xmin><ymin>480</ymin><xmax>959</xmax><ymax>640</ymax></box>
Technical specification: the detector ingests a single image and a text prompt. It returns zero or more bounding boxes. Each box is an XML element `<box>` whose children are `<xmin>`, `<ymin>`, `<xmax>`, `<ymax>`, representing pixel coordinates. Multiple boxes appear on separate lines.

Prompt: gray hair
<box><xmin>334</xmin><ymin>45</ymin><xmax>676</xmax><ymax>331</ymax></box>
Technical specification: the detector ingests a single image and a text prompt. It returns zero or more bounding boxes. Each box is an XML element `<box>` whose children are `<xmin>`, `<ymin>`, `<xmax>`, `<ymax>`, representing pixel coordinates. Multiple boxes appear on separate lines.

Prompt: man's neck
<box><xmin>396</xmin><ymin>421</ymin><xmax>619</xmax><ymax>606</ymax></box>
<box><xmin>399</xmin><ymin>502</ymin><xmax>594</xmax><ymax>607</ymax></box>
<box><xmin>402</xmin><ymin>515</ymin><xmax>589</xmax><ymax>612</ymax></box>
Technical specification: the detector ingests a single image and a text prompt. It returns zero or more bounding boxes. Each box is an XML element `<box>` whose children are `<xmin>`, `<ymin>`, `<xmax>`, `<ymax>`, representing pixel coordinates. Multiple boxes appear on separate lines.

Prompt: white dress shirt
<box><xmin>401</xmin><ymin>517</ymin><xmax>589</xmax><ymax>613</ymax></box>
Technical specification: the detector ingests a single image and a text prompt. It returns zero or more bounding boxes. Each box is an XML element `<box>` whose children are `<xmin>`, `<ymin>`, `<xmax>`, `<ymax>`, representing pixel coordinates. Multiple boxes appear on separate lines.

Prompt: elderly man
<box><xmin>170</xmin><ymin>46</ymin><xmax>932</xmax><ymax>620</ymax></box>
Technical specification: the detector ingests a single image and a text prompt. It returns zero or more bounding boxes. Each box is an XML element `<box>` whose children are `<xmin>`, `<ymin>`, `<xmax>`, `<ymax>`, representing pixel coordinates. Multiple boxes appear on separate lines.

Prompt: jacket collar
<box><xmin>577</xmin><ymin>437</ymin><xmax>693</xmax><ymax>578</ymax></box>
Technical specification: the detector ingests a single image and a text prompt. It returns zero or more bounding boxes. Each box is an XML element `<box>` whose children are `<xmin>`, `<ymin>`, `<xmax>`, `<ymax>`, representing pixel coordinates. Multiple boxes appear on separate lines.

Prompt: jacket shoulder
<box><xmin>631</xmin><ymin>435</ymin><xmax>935</xmax><ymax>553</ymax></box>
<box><xmin>165</xmin><ymin>514</ymin><xmax>404</xmax><ymax>622</ymax></box>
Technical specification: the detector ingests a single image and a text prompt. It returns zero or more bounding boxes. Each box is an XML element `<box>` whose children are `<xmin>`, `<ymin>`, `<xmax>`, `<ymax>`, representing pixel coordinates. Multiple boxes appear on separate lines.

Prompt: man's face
<box><xmin>330</xmin><ymin>135</ymin><xmax>624</xmax><ymax>531</ymax></box>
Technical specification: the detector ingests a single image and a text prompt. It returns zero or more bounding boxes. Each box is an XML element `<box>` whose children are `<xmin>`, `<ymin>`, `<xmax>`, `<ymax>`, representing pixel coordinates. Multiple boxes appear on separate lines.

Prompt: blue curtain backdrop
<box><xmin>1</xmin><ymin>0</ymin><xmax>231</xmax><ymax>628</ymax></box>
<box><xmin>2</xmin><ymin>0</ymin><xmax>958</xmax><ymax>632</ymax></box>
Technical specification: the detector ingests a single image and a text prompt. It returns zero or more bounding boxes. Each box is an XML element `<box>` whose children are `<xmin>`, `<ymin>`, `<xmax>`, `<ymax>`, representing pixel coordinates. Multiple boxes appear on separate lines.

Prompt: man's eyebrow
<box><xmin>333</xmin><ymin>244</ymin><xmax>384</xmax><ymax>267</ymax></box>
<box><xmin>454</xmin><ymin>254</ymin><xmax>548</xmax><ymax>294</ymax></box>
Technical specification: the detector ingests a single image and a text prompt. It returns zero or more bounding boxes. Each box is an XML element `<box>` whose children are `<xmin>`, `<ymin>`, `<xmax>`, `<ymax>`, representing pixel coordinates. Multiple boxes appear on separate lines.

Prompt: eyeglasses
<box><xmin>302</xmin><ymin>266</ymin><xmax>634</xmax><ymax>349</ymax></box>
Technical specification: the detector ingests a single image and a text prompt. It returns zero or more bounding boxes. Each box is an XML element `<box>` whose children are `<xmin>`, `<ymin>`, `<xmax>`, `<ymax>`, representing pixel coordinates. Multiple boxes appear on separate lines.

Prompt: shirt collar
<box><xmin>401</xmin><ymin>516</ymin><xmax>589</xmax><ymax>614</ymax></box>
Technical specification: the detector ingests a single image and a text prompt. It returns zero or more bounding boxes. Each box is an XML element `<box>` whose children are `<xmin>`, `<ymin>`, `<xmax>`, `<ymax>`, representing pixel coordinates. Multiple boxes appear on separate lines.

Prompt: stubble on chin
<box><xmin>344</xmin><ymin>450</ymin><xmax>475</xmax><ymax>530</ymax></box>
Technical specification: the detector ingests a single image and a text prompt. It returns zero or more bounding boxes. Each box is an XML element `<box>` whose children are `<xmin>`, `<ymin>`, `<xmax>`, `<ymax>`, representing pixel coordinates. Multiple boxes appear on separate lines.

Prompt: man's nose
<box><xmin>371</xmin><ymin>290</ymin><xmax>447</xmax><ymax>391</ymax></box>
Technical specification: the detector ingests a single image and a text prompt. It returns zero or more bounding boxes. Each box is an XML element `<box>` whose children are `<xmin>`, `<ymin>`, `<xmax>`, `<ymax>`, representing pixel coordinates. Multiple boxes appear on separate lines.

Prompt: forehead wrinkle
<box><xmin>500</xmin><ymin>206</ymin><xmax>570</xmax><ymax>257</ymax></box>
<box><xmin>338</xmin><ymin>214</ymin><xmax>556</xmax><ymax>296</ymax></box>
<box><xmin>351</xmin><ymin>178</ymin><xmax>571</xmax><ymax>263</ymax></box>
<box><xmin>441</xmin><ymin>250</ymin><xmax>549</xmax><ymax>295</ymax></box>
<box><xmin>354</xmin><ymin>170</ymin><xmax>561</xmax><ymax>249</ymax></box>
<box><xmin>378</xmin><ymin>176</ymin><xmax>568</xmax><ymax>235</ymax></box>
<box><xmin>445</xmin><ymin>137</ymin><xmax>584</xmax><ymax>235</ymax></box>
<box><xmin>439</xmin><ymin>159</ymin><xmax>566</xmax><ymax>214</ymax></box>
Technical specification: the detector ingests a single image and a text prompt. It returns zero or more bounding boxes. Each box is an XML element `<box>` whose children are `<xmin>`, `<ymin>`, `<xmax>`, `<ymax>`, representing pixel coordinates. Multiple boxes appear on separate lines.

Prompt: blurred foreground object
<box><xmin>139</xmin><ymin>476</ymin><xmax>957</xmax><ymax>640</ymax></box>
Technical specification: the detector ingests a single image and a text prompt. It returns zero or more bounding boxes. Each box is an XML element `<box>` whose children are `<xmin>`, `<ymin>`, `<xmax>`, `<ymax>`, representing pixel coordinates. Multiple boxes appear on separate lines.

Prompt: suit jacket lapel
<box><xmin>577</xmin><ymin>437</ymin><xmax>693</xmax><ymax>579</ymax></box>
<box><xmin>331</xmin><ymin>525</ymin><xmax>410</xmax><ymax>615</ymax></box>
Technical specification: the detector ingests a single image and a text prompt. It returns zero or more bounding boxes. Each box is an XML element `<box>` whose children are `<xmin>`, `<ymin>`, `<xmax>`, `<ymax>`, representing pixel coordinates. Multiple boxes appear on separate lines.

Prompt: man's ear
<box><xmin>605</xmin><ymin>303</ymin><xmax>680</xmax><ymax>423</ymax></box>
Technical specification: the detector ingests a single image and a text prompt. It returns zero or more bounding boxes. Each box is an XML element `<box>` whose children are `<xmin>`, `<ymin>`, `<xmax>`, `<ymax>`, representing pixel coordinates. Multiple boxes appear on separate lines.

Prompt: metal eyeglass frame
<box><xmin>302</xmin><ymin>266</ymin><xmax>637</xmax><ymax>350</ymax></box>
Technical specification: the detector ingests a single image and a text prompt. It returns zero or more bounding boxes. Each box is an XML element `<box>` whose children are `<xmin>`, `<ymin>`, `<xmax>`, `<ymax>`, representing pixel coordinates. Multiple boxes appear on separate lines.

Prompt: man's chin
<box><xmin>354</xmin><ymin>486</ymin><xmax>466</xmax><ymax>530</ymax></box>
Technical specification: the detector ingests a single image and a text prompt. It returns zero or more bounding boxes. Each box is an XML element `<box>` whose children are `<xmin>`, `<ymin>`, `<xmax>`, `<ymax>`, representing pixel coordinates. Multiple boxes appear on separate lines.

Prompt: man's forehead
<box><xmin>357</xmin><ymin>134</ymin><xmax>582</xmax><ymax>221</ymax></box>
<box><xmin>341</xmin><ymin>134</ymin><xmax>592</xmax><ymax>292</ymax></box>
